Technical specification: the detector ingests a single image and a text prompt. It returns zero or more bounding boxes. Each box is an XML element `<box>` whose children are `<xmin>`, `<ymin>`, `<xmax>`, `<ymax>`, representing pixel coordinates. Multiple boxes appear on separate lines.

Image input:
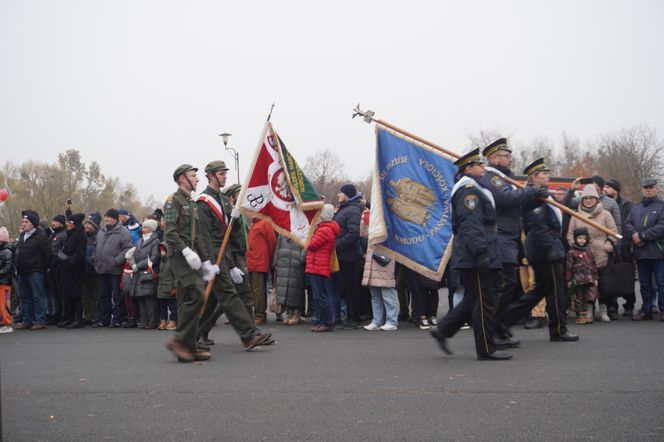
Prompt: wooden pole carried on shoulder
<box><xmin>352</xmin><ymin>104</ymin><xmax>622</xmax><ymax>240</ymax></box>
<box><xmin>200</xmin><ymin>216</ymin><xmax>236</xmax><ymax>315</ymax></box>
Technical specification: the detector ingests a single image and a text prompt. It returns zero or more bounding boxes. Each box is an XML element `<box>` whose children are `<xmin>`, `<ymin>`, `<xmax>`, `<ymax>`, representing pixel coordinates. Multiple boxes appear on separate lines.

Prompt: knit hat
<box><xmin>573</xmin><ymin>227</ymin><xmax>589</xmax><ymax>238</ymax></box>
<box><xmin>0</xmin><ymin>227</ymin><xmax>9</xmax><ymax>243</ymax></box>
<box><xmin>118</xmin><ymin>208</ymin><xmax>129</xmax><ymax>216</ymax></box>
<box><xmin>321</xmin><ymin>204</ymin><xmax>335</xmax><ymax>222</ymax></box>
<box><xmin>52</xmin><ymin>214</ymin><xmax>66</xmax><ymax>225</ymax></box>
<box><xmin>592</xmin><ymin>175</ymin><xmax>605</xmax><ymax>189</ymax></box>
<box><xmin>581</xmin><ymin>185</ymin><xmax>599</xmax><ymax>199</ymax></box>
<box><xmin>605</xmin><ymin>179</ymin><xmax>621</xmax><ymax>192</ymax></box>
<box><xmin>340</xmin><ymin>183</ymin><xmax>357</xmax><ymax>199</ymax></box>
<box><xmin>143</xmin><ymin>219</ymin><xmax>158</xmax><ymax>232</ymax></box>
<box><xmin>67</xmin><ymin>213</ymin><xmax>85</xmax><ymax>227</ymax></box>
<box><xmin>22</xmin><ymin>210</ymin><xmax>40</xmax><ymax>228</ymax></box>
<box><xmin>152</xmin><ymin>208</ymin><xmax>164</xmax><ymax>220</ymax></box>
<box><xmin>104</xmin><ymin>208</ymin><xmax>120</xmax><ymax>221</ymax></box>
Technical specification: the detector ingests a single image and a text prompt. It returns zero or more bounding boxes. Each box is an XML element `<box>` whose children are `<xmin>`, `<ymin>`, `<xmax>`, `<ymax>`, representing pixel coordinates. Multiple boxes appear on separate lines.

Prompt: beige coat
<box><xmin>361</xmin><ymin>245</ymin><xmax>396</xmax><ymax>288</ymax></box>
<box><xmin>566</xmin><ymin>202</ymin><xmax>617</xmax><ymax>268</ymax></box>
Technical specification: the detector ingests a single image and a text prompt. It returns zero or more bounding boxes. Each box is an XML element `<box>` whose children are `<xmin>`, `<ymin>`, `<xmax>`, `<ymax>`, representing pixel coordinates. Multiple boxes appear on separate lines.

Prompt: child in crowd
<box><xmin>0</xmin><ymin>227</ymin><xmax>14</xmax><ymax>333</ymax></box>
<box><xmin>565</xmin><ymin>227</ymin><xmax>599</xmax><ymax>324</ymax></box>
<box><xmin>157</xmin><ymin>242</ymin><xmax>177</xmax><ymax>330</ymax></box>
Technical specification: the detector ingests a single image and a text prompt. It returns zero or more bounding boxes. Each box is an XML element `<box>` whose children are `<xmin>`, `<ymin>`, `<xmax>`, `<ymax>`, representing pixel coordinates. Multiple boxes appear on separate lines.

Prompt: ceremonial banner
<box><xmin>238</xmin><ymin>122</ymin><xmax>324</xmax><ymax>247</ymax></box>
<box><xmin>369</xmin><ymin>126</ymin><xmax>456</xmax><ymax>280</ymax></box>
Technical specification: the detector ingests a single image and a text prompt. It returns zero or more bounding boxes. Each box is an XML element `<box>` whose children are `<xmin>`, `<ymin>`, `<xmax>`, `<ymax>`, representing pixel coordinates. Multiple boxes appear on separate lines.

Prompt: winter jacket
<box><xmin>305</xmin><ymin>221</ymin><xmax>340</xmax><ymax>277</ymax></box>
<box><xmin>566</xmin><ymin>202</ymin><xmax>617</xmax><ymax>268</ymax></box>
<box><xmin>15</xmin><ymin>228</ymin><xmax>52</xmax><ymax>275</ymax></box>
<box><xmin>565</xmin><ymin>245</ymin><xmax>598</xmax><ymax>286</ymax></box>
<box><xmin>95</xmin><ymin>222</ymin><xmax>134</xmax><ymax>275</ymax></box>
<box><xmin>123</xmin><ymin>215</ymin><xmax>142</xmax><ymax>246</ymax></box>
<box><xmin>523</xmin><ymin>198</ymin><xmax>565</xmax><ymax>264</ymax></box>
<box><xmin>85</xmin><ymin>231</ymin><xmax>98</xmax><ymax>277</ymax></box>
<box><xmin>129</xmin><ymin>233</ymin><xmax>160</xmax><ymax>297</ymax></box>
<box><xmin>157</xmin><ymin>242</ymin><xmax>176</xmax><ymax>300</ymax></box>
<box><xmin>0</xmin><ymin>242</ymin><xmax>15</xmax><ymax>285</ymax></box>
<box><xmin>624</xmin><ymin>197</ymin><xmax>664</xmax><ymax>261</ymax></box>
<box><xmin>361</xmin><ymin>244</ymin><xmax>396</xmax><ymax>288</ymax></box>
<box><xmin>49</xmin><ymin>227</ymin><xmax>67</xmax><ymax>269</ymax></box>
<box><xmin>246</xmin><ymin>219</ymin><xmax>276</xmax><ymax>273</ymax></box>
<box><xmin>333</xmin><ymin>196</ymin><xmax>364</xmax><ymax>262</ymax></box>
<box><xmin>59</xmin><ymin>226</ymin><xmax>87</xmax><ymax>299</ymax></box>
<box><xmin>273</xmin><ymin>235</ymin><xmax>306</xmax><ymax>307</ymax></box>
<box><xmin>566</xmin><ymin>189</ymin><xmax>622</xmax><ymax>235</ymax></box>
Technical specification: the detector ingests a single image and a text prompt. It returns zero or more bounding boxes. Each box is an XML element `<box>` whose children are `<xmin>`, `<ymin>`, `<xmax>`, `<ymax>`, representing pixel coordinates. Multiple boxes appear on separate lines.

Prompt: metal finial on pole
<box><xmin>267</xmin><ymin>102</ymin><xmax>275</xmax><ymax>122</ymax></box>
<box><xmin>352</xmin><ymin>103</ymin><xmax>375</xmax><ymax>124</ymax></box>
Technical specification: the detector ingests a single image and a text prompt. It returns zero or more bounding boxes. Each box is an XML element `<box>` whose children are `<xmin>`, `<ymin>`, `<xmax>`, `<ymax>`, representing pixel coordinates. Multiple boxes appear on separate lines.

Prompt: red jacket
<box><xmin>246</xmin><ymin>219</ymin><xmax>276</xmax><ymax>273</ymax></box>
<box><xmin>305</xmin><ymin>221</ymin><xmax>340</xmax><ymax>277</ymax></box>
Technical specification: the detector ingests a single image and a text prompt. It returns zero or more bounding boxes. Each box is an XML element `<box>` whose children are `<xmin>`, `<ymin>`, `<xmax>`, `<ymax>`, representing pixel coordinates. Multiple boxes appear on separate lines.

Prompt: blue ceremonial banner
<box><xmin>369</xmin><ymin>126</ymin><xmax>456</xmax><ymax>280</ymax></box>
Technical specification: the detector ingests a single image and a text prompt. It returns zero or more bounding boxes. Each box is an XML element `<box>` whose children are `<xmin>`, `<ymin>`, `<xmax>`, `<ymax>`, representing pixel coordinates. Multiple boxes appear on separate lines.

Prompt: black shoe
<box><xmin>622</xmin><ymin>308</ymin><xmax>634</xmax><ymax>317</ymax></box>
<box><xmin>92</xmin><ymin>321</ymin><xmax>107</xmax><ymax>328</ymax></box>
<box><xmin>56</xmin><ymin>319</ymin><xmax>71</xmax><ymax>328</ymax></box>
<box><xmin>66</xmin><ymin>320</ymin><xmax>84</xmax><ymax>329</ymax></box>
<box><xmin>495</xmin><ymin>336</ymin><xmax>521</xmax><ymax>349</ymax></box>
<box><xmin>199</xmin><ymin>337</ymin><xmax>215</xmax><ymax>346</ymax></box>
<box><xmin>524</xmin><ymin>318</ymin><xmax>545</xmax><ymax>329</ymax></box>
<box><xmin>398</xmin><ymin>312</ymin><xmax>411</xmax><ymax>323</ymax></box>
<box><xmin>275</xmin><ymin>314</ymin><xmax>283</xmax><ymax>322</ymax></box>
<box><xmin>430</xmin><ymin>328</ymin><xmax>453</xmax><ymax>355</ymax></box>
<box><xmin>109</xmin><ymin>321</ymin><xmax>121</xmax><ymax>328</ymax></box>
<box><xmin>550</xmin><ymin>332</ymin><xmax>579</xmax><ymax>342</ymax></box>
<box><xmin>47</xmin><ymin>317</ymin><xmax>59</xmax><ymax>326</ymax></box>
<box><xmin>607</xmin><ymin>309</ymin><xmax>619</xmax><ymax>321</ymax></box>
<box><xmin>478</xmin><ymin>351</ymin><xmax>513</xmax><ymax>361</ymax></box>
<box><xmin>121</xmin><ymin>320</ymin><xmax>137</xmax><ymax>328</ymax></box>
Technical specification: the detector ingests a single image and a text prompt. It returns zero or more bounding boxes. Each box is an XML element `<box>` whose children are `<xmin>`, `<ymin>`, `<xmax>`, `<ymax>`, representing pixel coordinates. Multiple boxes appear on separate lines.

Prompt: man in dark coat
<box><xmin>15</xmin><ymin>210</ymin><xmax>52</xmax><ymax>330</ymax></box>
<box><xmin>624</xmin><ymin>178</ymin><xmax>664</xmax><ymax>321</ymax></box>
<box><xmin>58</xmin><ymin>213</ymin><xmax>87</xmax><ymax>328</ymax></box>
<box><xmin>48</xmin><ymin>214</ymin><xmax>68</xmax><ymax>325</ymax></box>
<box><xmin>431</xmin><ymin>148</ymin><xmax>511</xmax><ymax>360</ymax></box>
<box><xmin>497</xmin><ymin>158</ymin><xmax>579</xmax><ymax>343</ymax></box>
<box><xmin>333</xmin><ymin>183</ymin><xmax>365</xmax><ymax>327</ymax></box>
<box><xmin>82</xmin><ymin>213</ymin><xmax>101</xmax><ymax>324</ymax></box>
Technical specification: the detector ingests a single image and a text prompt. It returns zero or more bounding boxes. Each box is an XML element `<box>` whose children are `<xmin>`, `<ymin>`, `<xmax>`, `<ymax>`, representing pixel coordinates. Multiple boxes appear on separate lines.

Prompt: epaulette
<box><xmin>464</xmin><ymin>183</ymin><xmax>474</xmax><ymax>188</ymax></box>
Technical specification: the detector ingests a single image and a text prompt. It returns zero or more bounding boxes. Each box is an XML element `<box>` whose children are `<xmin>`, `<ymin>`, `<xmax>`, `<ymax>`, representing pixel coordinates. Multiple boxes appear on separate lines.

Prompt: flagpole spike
<box><xmin>267</xmin><ymin>102</ymin><xmax>275</xmax><ymax>122</ymax></box>
<box><xmin>352</xmin><ymin>103</ymin><xmax>375</xmax><ymax>124</ymax></box>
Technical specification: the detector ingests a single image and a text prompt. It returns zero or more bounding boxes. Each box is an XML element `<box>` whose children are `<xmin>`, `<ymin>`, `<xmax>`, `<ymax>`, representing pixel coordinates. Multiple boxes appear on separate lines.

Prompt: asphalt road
<box><xmin>1</xmin><ymin>301</ymin><xmax>663</xmax><ymax>441</ymax></box>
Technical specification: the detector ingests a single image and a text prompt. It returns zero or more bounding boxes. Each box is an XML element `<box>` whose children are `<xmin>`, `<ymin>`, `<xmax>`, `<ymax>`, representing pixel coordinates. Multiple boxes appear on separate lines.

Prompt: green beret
<box><xmin>173</xmin><ymin>164</ymin><xmax>198</xmax><ymax>182</ymax></box>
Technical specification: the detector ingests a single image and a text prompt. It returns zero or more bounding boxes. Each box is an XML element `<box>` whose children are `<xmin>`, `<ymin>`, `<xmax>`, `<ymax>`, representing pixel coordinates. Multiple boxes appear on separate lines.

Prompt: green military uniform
<box><xmin>197</xmin><ymin>161</ymin><xmax>258</xmax><ymax>345</ymax></box>
<box><xmin>163</xmin><ymin>165</ymin><xmax>207</xmax><ymax>353</ymax></box>
<box><xmin>223</xmin><ymin>184</ymin><xmax>255</xmax><ymax>320</ymax></box>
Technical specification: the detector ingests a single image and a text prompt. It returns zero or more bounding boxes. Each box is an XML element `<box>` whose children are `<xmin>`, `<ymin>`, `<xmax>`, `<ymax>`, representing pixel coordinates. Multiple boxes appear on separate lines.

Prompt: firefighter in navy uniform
<box><xmin>499</xmin><ymin>158</ymin><xmax>579</xmax><ymax>343</ymax></box>
<box><xmin>479</xmin><ymin>138</ymin><xmax>545</xmax><ymax>347</ymax></box>
<box><xmin>430</xmin><ymin>148</ymin><xmax>512</xmax><ymax>361</ymax></box>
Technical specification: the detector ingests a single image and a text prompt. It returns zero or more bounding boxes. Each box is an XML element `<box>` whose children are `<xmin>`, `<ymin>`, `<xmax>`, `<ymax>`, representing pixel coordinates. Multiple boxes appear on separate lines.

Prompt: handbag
<box><xmin>598</xmin><ymin>239</ymin><xmax>634</xmax><ymax>298</ymax></box>
<box><xmin>330</xmin><ymin>249</ymin><xmax>340</xmax><ymax>274</ymax></box>
<box><xmin>372</xmin><ymin>252</ymin><xmax>391</xmax><ymax>267</ymax></box>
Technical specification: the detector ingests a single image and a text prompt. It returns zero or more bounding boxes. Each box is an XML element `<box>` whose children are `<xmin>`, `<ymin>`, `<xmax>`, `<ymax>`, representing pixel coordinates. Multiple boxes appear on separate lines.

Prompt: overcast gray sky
<box><xmin>1</xmin><ymin>0</ymin><xmax>663</xmax><ymax>202</ymax></box>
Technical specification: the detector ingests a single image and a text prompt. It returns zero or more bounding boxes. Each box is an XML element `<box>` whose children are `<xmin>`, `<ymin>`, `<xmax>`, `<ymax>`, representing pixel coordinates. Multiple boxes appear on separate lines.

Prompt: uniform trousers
<box><xmin>175</xmin><ymin>272</ymin><xmax>204</xmax><ymax>352</ymax></box>
<box><xmin>437</xmin><ymin>269</ymin><xmax>497</xmax><ymax>357</ymax></box>
<box><xmin>492</xmin><ymin>263</ymin><xmax>519</xmax><ymax>337</ymax></box>
<box><xmin>249</xmin><ymin>272</ymin><xmax>268</xmax><ymax>321</ymax></box>
<box><xmin>498</xmin><ymin>261</ymin><xmax>568</xmax><ymax>338</ymax></box>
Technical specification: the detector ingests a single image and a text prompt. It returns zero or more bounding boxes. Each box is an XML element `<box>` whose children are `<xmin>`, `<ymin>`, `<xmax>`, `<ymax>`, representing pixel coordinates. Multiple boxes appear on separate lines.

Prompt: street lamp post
<box><xmin>219</xmin><ymin>132</ymin><xmax>240</xmax><ymax>184</ymax></box>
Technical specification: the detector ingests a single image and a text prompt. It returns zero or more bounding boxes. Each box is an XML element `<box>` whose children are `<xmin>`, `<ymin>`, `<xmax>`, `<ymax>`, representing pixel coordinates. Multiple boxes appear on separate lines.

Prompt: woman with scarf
<box><xmin>58</xmin><ymin>213</ymin><xmax>88</xmax><ymax>329</ymax></box>
<box><xmin>567</xmin><ymin>185</ymin><xmax>618</xmax><ymax>322</ymax></box>
<box><xmin>128</xmin><ymin>219</ymin><xmax>161</xmax><ymax>329</ymax></box>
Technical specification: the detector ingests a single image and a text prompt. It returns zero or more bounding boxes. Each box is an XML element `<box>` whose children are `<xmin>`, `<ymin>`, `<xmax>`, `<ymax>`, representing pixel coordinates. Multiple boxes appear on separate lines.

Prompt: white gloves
<box><xmin>229</xmin><ymin>267</ymin><xmax>245</xmax><ymax>284</ymax></box>
<box><xmin>201</xmin><ymin>260</ymin><xmax>220</xmax><ymax>282</ymax></box>
<box><xmin>182</xmin><ymin>247</ymin><xmax>202</xmax><ymax>270</ymax></box>
<box><xmin>230</xmin><ymin>206</ymin><xmax>241</xmax><ymax>220</ymax></box>
<box><xmin>125</xmin><ymin>247</ymin><xmax>136</xmax><ymax>260</ymax></box>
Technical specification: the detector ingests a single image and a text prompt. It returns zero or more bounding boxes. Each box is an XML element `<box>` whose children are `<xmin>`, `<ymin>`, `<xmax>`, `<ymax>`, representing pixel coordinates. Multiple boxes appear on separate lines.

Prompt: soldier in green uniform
<box><xmin>223</xmin><ymin>183</ymin><xmax>255</xmax><ymax>320</ymax></box>
<box><xmin>196</xmin><ymin>161</ymin><xmax>274</xmax><ymax>351</ymax></box>
<box><xmin>164</xmin><ymin>164</ymin><xmax>214</xmax><ymax>363</ymax></box>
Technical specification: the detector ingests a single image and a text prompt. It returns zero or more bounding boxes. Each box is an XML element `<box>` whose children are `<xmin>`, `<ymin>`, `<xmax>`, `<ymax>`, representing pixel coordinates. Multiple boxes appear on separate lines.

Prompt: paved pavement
<box><xmin>1</xmin><ymin>302</ymin><xmax>663</xmax><ymax>441</ymax></box>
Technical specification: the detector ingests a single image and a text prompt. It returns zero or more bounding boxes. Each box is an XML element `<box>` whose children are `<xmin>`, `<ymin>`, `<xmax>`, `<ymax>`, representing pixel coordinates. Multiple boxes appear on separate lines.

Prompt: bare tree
<box><xmin>303</xmin><ymin>149</ymin><xmax>346</xmax><ymax>199</ymax></box>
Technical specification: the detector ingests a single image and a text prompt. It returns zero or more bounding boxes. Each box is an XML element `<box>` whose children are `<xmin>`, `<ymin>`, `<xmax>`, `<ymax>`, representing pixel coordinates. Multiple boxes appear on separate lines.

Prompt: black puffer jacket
<box><xmin>0</xmin><ymin>242</ymin><xmax>15</xmax><ymax>285</ymax></box>
<box><xmin>333</xmin><ymin>196</ymin><xmax>364</xmax><ymax>262</ymax></box>
<box><xmin>15</xmin><ymin>228</ymin><xmax>52</xmax><ymax>275</ymax></box>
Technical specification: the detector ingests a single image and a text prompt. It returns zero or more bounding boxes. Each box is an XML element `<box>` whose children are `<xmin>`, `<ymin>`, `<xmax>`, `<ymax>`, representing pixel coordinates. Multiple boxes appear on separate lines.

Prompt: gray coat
<box><xmin>273</xmin><ymin>235</ymin><xmax>306</xmax><ymax>308</ymax></box>
<box><xmin>95</xmin><ymin>222</ymin><xmax>134</xmax><ymax>275</ymax></box>
<box><xmin>130</xmin><ymin>233</ymin><xmax>160</xmax><ymax>297</ymax></box>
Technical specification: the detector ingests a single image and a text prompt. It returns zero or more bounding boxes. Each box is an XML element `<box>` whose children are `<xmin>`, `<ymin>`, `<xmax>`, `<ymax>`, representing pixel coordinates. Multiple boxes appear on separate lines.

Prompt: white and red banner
<box><xmin>237</xmin><ymin>122</ymin><xmax>323</xmax><ymax>247</ymax></box>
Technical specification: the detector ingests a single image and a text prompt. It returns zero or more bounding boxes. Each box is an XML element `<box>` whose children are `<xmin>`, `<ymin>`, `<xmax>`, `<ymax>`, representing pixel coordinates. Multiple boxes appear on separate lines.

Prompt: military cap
<box><xmin>224</xmin><ymin>183</ymin><xmax>242</xmax><ymax>197</ymax></box>
<box><xmin>204</xmin><ymin>160</ymin><xmax>229</xmax><ymax>174</ymax></box>
<box><xmin>641</xmin><ymin>177</ymin><xmax>657</xmax><ymax>187</ymax></box>
<box><xmin>523</xmin><ymin>158</ymin><xmax>550</xmax><ymax>176</ymax></box>
<box><xmin>482</xmin><ymin>138</ymin><xmax>511</xmax><ymax>158</ymax></box>
<box><xmin>173</xmin><ymin>164</ymin><xmax>198</xmax><ymax>182</ymax></box>
<box><xmin>454</xmin><ymin>148</ymin><xmax>484</xmax><ymax>169</ymax></box>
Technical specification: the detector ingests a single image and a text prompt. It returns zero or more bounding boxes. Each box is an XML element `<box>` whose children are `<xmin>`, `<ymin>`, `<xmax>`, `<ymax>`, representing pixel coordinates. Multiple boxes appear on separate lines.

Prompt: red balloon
<box><xmin>0</xmin><ymin>189</ymin><xmax>8</xmax><ymax>202</ymax></box>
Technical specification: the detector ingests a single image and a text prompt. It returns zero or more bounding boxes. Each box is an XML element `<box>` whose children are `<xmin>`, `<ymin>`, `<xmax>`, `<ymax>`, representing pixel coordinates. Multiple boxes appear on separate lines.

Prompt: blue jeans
<box><xmin>326</xmin><ymin>275</ymin><xmax>341</xmax><ymax>324</ymax></box>
<box><xmin>18</xmin><ymin>273</ymin><xmax>49</xmax><ymax>324</ymax></box>
<box><xmin>99</xmin><ymin>274</ymin><xmax>125</xmax><ymax>325</ymax></box>
<box><xmin>309</xmin><ymin>274</ymin><xmax>332</xmax><ymax>327</ymax></box>
<box><xmin>369</xmin><ymin>286</ymin><xmax>400</xmax><ymax>327</ymax></box>
<box><xmin>636</xmin><ymin>259</ymin><xmax>664</xmax><ymax>313</ymax></box>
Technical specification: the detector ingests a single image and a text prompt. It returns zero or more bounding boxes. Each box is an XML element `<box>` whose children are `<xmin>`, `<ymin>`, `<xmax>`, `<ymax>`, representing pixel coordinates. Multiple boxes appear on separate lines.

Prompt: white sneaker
<box><xmin>380</xmin><ymin>324</ymin><xmax>397</xmax><ymax>331</ymax></box>
<box><xmin>363</xmin><ymin>323</ymin><xmax>382</xmax><ymax>331</ymax></box>
<box><xmin>429</xmin><ymin>317</ymin><xmax>438</xmax><ymax>326</ymax></box>
<box><xmin>0</xmin><ymin>325</ymin><xmax>14</xmax><ymax>334</ymax></box>
<box><xmin>418</xmin><ymin>318</ymin><xmax>431</xmax><ymax>330</ymax></box>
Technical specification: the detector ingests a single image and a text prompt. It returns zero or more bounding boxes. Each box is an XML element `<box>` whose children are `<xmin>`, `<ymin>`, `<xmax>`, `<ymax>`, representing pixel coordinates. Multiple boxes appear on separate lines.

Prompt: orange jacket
<box><xmin>246</xmin><ymin>219</ymin><xmax>276</xmax><ymax>273</ymax></box>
